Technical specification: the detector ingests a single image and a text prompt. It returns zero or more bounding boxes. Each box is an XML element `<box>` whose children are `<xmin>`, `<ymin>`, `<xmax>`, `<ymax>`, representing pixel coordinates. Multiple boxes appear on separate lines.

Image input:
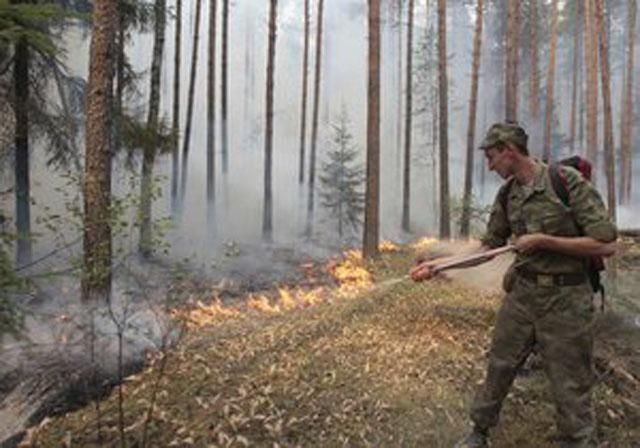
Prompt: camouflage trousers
<box><xmin>470</xmin><ymin>274</ymin><xmax>597</xmax><ymax>446</ymax></box>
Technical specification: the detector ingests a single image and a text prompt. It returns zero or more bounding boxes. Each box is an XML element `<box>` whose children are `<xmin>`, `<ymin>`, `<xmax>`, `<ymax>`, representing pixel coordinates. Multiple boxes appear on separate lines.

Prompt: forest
<box><xmin>1</xmin><ymin>0</ymin><xmax>639</xmax><ymax>446</ymax></box>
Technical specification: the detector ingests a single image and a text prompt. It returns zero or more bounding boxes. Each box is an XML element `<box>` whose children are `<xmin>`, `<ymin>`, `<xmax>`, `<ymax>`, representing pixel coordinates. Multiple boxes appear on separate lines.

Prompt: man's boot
<box><xmin>454</xmin><ymin>426</ymin><xmax>489</xmax><ymax>448</ymax></box>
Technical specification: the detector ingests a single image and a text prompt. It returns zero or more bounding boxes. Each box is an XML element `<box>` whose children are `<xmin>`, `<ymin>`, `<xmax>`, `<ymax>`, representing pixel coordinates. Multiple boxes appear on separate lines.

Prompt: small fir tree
<box><xmin>319</xmin><ymin>110</ymin><xmax>365</xmax><ymax>240</ymax></box>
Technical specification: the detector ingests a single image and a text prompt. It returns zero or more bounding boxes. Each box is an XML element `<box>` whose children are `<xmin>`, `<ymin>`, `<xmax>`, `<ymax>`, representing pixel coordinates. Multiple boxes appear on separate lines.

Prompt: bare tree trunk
<box><xmin>620</xmin><ymin>0</ymin><xmax>637</xmax><ymax>203</ymax></box>
<box><xmin>396</xmin><ymin>0</ymin><xmax>403</xmax><ymax>180</ymax></box>
<box><xmin>179</xmin><ymin>0</ymin><xmax>203</xmax><ymax>210</ymax></box>
<box><xmin>437</xmin><ymin>0</ymin><xmax>450</xmax><ymax>238</ymax></box>
<box><xmin>298</xmin><ymin>0</ymin><xmax>310</xmax><ymax>184</ymax></box>
<box><xmin>305</xmin><ymin>0</ymin><xmax>325</xmax><ymax>237</ymax></box>
<box><xmin>363</xmin><ymin>0</ymin><xmax>381</xmax><ymax>259</ymax></box>
<box><xmin>82</xmin><ymin>0</ymin><xmax>116</xmax><ymax>302</ymax></box>
<box><xmin>528</xmin><ymin>0</ymin><xmax>539</xmax><ymax>120</ymax></box>
<box><xmin>460</xmin><ymin>0</ymin><xmax>484</xmax><ymax>238</ymax></box>
<box><xmin>504</xmin><ymin>0</ymin><xmax>519</xmax><ymax>121</ymax></box>
<box><xmin>401</xmin><ymin>0</ymin><xmax>414</xmax><ymax>233</ymax></box>
<box><xmin>139</xmin><ymin>0</ymin><xmax>167</xmax><ymax>257</ymax></box>
<box><xmin>263</xmin><ymin>0</ymin><xmax>278</xmax><ymax>241</ymax></box>
<box><xmin>207</xmin><ymin>0</ymin><xmax>218</xmax><ymax>226</ymax></box>
<box><xmin>569</xmin><ymin>1</ymin><xmax>581</xmax><ymax>153</ymax></box>
<box><xmin>171</xmin><ymin>0</ymin><xmax>182</xmax><ymax>214</ymax></box>
<box><xmin>594</xmin><ymin>0</ymin><xmax>616</xmax><ymax>221</ymax></box>
<box><xmin>13</xmin><ymin>39</ymin><xmax>31</xmax><ymax>266</ymax></box>
<box><xmin>221</xmin><ymin>0</ymin><xmax>229</xmax><ymax>173</ymax></box>
<box><xmin>584</xmin><ymin>0</ymin><xmax>599</xmax><ymax>173</ymax></box>
<box><xmin>113</xmin><ymin>7</ymin><xmax>125</xmax><ymax>156</ymax></box>
<box><xmin>542</xmin><ymin>0</ymin><xmax>559</xmax><ymax>161</ymax></box>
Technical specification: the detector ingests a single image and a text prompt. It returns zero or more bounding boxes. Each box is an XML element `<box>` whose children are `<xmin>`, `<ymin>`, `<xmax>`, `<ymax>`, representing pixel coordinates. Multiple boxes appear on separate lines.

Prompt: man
<box><xmin>410</xmin><ymin>122</ymin><xmax>617</xmax><ymax>448</ymax></box>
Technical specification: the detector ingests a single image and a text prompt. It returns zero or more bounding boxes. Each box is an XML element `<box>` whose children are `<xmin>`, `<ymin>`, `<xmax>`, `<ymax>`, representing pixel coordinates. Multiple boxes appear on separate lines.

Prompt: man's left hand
<box><xmin>514</xmin><ymin>234</ymin><xmax>548</xmax><ymax>254</ymax></box>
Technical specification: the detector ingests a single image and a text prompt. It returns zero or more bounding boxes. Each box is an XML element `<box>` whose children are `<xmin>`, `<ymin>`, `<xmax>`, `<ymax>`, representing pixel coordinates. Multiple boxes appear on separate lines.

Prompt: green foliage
<box><xmin>450</xmin><ymin>194</ymin><xmax>492</xmax><ymax>238</ymax></box>
<box><xmin>319</xmin><ymin>110</ymin><xmax>365</xmax><ymax>239</ymax></box>
<box><xmin>0</xmin><ymin>213</ymin><xmax>25</xmax><ymax>338</ymax></box>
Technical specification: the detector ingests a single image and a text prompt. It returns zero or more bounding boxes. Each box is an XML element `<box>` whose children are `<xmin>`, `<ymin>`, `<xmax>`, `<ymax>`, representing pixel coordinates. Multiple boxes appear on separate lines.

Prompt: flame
<box><xmin>379</xmin><ymin>240</ymin><xmax>399</xmax><ymax>252</ymax></box>
<box><xmin>277</xmin><ymin>288</ymin><xmax>297</xmax><ymax>311</ymax></box>
<box><xmin>248</xmin><ymin>294</ymin><xmax>281</xmax><ymax>314</ymax></box>
<box><xmin>410</xmin><ymin>237</ymin><xmax>438</xmax><ymax>251</ymax></box>
<box><xmin>330</xmin><ymin>250</ymin><xmax>373</xmax><ymax>296</ymax></box>
<box><xmin>172</xmin><ymin>300</ymin><xmax>241</xmax><ymax>329</ymax></box>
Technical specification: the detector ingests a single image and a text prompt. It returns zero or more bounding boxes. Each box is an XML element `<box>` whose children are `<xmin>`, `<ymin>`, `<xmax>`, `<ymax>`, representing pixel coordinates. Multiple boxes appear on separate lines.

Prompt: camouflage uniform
<box><xmin>471</xmin><ymin>124</ymin><xmax>617</xmax><ymax>446</ymax></box>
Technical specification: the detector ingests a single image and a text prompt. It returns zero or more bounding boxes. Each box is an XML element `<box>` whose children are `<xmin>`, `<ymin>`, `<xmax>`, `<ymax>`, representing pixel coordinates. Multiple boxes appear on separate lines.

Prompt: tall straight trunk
<box><xmin>401</xmin><ymin>0</ymin><xmax>414</xmax><ymax>233</ymax></box>
<box><xmin>14</xmin><ymin>39</ymin><xmax>31</xmax><ymax>265</ymax></box>
<box><xmin>305</xmin><ymin>0</ymin><xmax>325</xmax><ymax>236</ymax></box>
<box><xmin>82</xmin><ymin>0</ymin><xmax>116</xmax><ymax>302</ymax></box>
<box><xmin>620</xmin><ymin>0</ymin><xmax>637</xmax><ymax>203</ymax></box>
<box><xmin>528</xmin><ymin>0</ymin><xmax>539</xmax><ymax>119</ymax></box>
<box><xmin>594</xmin><ymin>0</ymin><xmax>616</xmax><ymax>221</ymax></box>
<box><xmin>179</xmin><ymin>0</ymin><xmax>203</xmax><ymax>210</ymax></box>
<box><xmin>139</xmin><ymin>0</ymin><xmax>167</xmax><ymax>257</ymax></box>
<box><xmin>113</xmin><ymin>8</ymin><xmax>125</xmax><ymax>155</ymax></box>
<box><xmin>298</xmin><ymin>0</ymin><xmax>310</xmax><ymax>184</ymax></box>
<box><xmin>569</xmin><ymin>1</ymin><xmax>581</xmax><ymax>152</ymax></box>
<box><xmin>504</xmin><ymin>0</ymin><xmax>519</xmax><ymax>121</ymax></box>
<box><xmin>584</xmin><ymin>0</ymin><xmax>599</xmax><ymax>171</ymax></box>
<box><xmin>171</xmin><ymin>0</ymin><xmax>182</xmax><ymax>214</ymax></box>
<box><xmin>363</xmin><ymin>0</ymin><xmax>381</xmax><ymax>259</ymax></box>
<box><xmin>437</xmin><ymin>0</ymin><xmax>450</xmax><ymax>238</ymax></box>
<box><xmin>542</xmin><ymin>0</ymin><xmax>559</xmax><ymax>161</ymax></box>
<box><xmin>207</xmin><ymin>0</ymin><xmax>218</xmax><ymax>225</ymax></box>
<box><xmin>221</xmin><ymin>0</ymin><xmax>229</xmax><ymax>173</ymax></box>
<box><xmin>460</xmin><ymin>0</ymin><xmax>484</xmax><ymax>238</ymax></box>
<box><xmin>396</xmin><ymin>0</ymin><xmax>403</xmax><ymax>177</ymax></box>
<box><xmin>263</xmin><ymin>0</ymin><xmax>278</xmax><ymax>241</ymax></box>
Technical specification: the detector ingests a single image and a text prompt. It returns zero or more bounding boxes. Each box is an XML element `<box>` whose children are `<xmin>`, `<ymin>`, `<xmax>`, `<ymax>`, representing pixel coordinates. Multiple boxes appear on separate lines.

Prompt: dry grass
<box><xmin>22</xmin><ymin>244</ymin><xmax>640</xmax><ymax>447</ymax></box>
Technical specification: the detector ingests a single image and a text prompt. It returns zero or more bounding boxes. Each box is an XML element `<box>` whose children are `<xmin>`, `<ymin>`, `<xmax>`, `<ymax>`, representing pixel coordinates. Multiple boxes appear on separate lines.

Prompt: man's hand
<box><xmin>514</xmin><ymin>233</ymin><xmax>548</xmax><ymax>254</ymax></box>
<box><xmin>409</xmin><ymin>261</ymin><xmax>438</xmax><ymax>282</ymax></box>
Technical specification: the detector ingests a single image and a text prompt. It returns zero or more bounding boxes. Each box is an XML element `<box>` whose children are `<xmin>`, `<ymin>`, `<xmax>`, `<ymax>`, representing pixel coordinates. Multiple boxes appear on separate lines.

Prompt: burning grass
<box><xmin>21</xmin><ymin>240</ymin><xmax>640</xmax><ymax>447</ymax></box>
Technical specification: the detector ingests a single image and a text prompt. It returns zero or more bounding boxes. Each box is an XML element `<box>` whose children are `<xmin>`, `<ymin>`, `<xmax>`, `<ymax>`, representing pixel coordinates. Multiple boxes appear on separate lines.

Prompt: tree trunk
<box><xmin>504</xmin><ymin>0</ymin><xmax>519</xmax><ymax>122</ymax></box>
<box><xmin>363</xmin><ymin>0</ymin><xmax>381</xmax><ymax>259</ymax></box>
<box><xmin>542</xmin><ymin>0</ymin><xmax>559</xmax><ymax>161</ymax></box>
<box><xmin>298</xmin><ymin>0</ymin><xmax>310</xmax><ymax>184</ymax></box>
<box><xmin>401</xmin><ymin>0</ymin><xmax>414</xmax><ymax>233</ymax></box>
<box><xmin>396</xmin><ymin>0</ymin><xmax>403</xmax><ymax>181</ymax></box>
<box><xmin>113</xmin><ymin>7</ymin><xmax>125</xmax><ymax>156</ymax></box>
<box><xmin>620</xmin><ymin>0</ymin><xmax>636</xmax><ymax>203</ymax></box>
<box><xmin>82</xmin><ymin>0</ymin><xmax>116</xmax><ymax>302</ymax></box>
<box><xmin>13</xmin><ymin>38</ymin><xmax>31</xmax><ymax>266</ymax></box>
<box><xmin>305</xmin><ymin>0</ymin><xmax>325</xmax><ymax>237</ymax></box>
<box><xmin>460</xmin><ymin>0</ymin><xmax>484</xmax><ymax>238</ymax></box>
<box><xmin>179</xmin><ymin>0</ymin><xmax>203</xmax><ymax>210</ymax></box>
<box><xmin>527</xmin><ymin>0</ymin><xmax>539</xmax><ymax>120</ymax></box>
<box><xmin>207</xmin><ymin>0</ymin><xmax>218</xmax><ymax>226</ymax></box>
<box><xmin>594</xmin><ymin>0</ymin><xmax>616</xmax><ymax>221</ymax></box>
<box><xmin>437</xmin><ymin>0</ymin><xmax>450</xmax><ymax>238</ymax></box>
<box><xmin>569</xmin><ymin>1</ymin><xmax>581</xmax><ymax>153</ymax></box>
<box><xmin>171</xmin><ymin>0</ymin><xmax>182</xmax><ymax>215</ymax></box>
<box><xmin>584</xmin><ymin>0</ymin><xmax>599</xmax><ymax>172</ymax></box>
<box><xmin>221</xmin><ymin>0</ymin><xmax>229</xmax><ymax>173</ymax></box>
<box><xmin>263</xmin><ymin>0</ymin><xmax>278</xmax><ymax>241</ymax></box>
<box><xmin>139</xmin><ymin>0</ymin><xmax>167</xmax><ymax>257</ymax></box>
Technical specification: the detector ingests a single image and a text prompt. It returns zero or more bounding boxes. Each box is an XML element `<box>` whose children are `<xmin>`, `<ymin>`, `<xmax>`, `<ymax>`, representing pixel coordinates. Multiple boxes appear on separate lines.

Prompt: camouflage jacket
<box><xmin>481</xmin><ymin>160</ymin><xmax>617</xmax><ymax>274</ymax></box>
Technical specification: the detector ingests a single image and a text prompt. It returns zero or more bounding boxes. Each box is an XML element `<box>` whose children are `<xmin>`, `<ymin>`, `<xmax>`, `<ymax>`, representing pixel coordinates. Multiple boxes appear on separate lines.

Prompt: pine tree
<box><xmin>320</xmin><ymin>110</ymin><xmax>365</xmax><ymax>240</ymax></box>
<box><xmin>363</xmin><ymin>0</ymin><xmax>381</xmax><ymax>259</ymax></box>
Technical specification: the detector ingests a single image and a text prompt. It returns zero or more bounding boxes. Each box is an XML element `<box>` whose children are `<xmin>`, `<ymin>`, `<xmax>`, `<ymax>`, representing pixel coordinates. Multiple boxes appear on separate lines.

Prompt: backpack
<box><xmin>501</xmin><ymin>156</ymin><xmax>606</xmax><ymax>307</ymax></box>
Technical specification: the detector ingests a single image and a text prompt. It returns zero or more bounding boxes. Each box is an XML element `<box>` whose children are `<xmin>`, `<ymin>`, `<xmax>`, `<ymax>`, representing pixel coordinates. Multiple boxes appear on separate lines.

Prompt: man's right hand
<box><xmin>409</xmin><ymin>261</ymin><xmax>438</xmax><ymax>282</ymax></box>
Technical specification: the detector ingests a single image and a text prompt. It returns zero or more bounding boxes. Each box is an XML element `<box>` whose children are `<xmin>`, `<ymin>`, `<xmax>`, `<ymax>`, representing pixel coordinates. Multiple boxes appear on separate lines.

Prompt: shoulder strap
<box><xmin>548</xmin><ymin>163</ymin><xmax>570</xmax><ymax>208</ymax></box>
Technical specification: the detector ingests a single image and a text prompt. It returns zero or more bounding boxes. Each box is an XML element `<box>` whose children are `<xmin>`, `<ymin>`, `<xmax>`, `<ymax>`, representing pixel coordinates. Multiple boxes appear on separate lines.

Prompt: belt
<box><xmin>515</xmin><ymin>268</ymin><xmax>587</xmax><ymax>287</ymax></box>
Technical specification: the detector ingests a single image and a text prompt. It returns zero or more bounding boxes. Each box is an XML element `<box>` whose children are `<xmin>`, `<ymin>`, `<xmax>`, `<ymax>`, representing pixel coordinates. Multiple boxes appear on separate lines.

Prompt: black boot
<box><xmin>454</xmin><ymin>426</ymin><xmax>489</xmax><ymax>448</ymax></box>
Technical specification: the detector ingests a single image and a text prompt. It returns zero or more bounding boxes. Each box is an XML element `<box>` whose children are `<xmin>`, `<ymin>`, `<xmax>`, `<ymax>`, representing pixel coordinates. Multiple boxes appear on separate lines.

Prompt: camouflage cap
<box><xmin>478</xmin><ymin>122</ymin><xmax>528</xmax><ymax>151</ymax></box>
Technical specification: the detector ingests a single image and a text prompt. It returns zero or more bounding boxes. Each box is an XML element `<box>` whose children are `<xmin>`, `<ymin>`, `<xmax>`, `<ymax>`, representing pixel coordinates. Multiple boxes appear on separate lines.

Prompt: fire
<box><xmin>410</xmin><ymin>237</ymin><xmax>438</xmax><ymax>252</ymax></box>
<box><xmin>379</xmin><ymin>240</ymin><xmax>399</xmax><ymax>252</ymax></box>
<box><xmin>248</xmin><ymin>294</ymin><xmax>281</xmax><ymax>314</ymax></box>
<box><xmin>173</xmin><ymin>299</ymin><xmax>241</xmax><ymax>329</ymax></box>
<box><xmin>330</xmin><ymin>250</ymin><xmax>373</xmax><ymax>296</ymax></box>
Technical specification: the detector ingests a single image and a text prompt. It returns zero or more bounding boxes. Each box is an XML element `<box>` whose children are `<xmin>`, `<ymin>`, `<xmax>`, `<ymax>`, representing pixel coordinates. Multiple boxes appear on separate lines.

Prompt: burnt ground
<box><xmin>13</xmin><ymin>240</ymin><xmax>640</xmax><ymax>447</ymax></box>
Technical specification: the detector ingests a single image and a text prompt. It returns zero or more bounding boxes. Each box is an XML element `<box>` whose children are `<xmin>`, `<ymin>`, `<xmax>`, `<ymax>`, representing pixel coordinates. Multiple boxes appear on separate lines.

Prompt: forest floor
<box><xmin>19</xmin><ymin>239</ymin><xmax>640</xmax><ymax>448</ymax></box>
